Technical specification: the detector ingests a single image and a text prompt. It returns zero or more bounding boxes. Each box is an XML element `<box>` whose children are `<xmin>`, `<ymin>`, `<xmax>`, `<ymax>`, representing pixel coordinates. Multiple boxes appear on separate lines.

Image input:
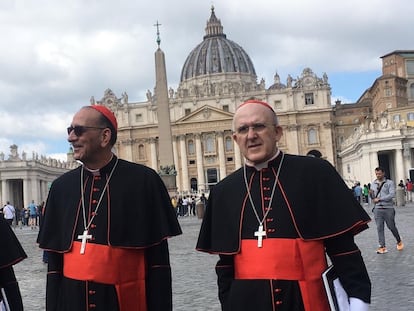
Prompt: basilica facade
<box><xmin>94</xmin><ymin>7</ymin><xmax>335</xmax><ymax>194</ymax></box>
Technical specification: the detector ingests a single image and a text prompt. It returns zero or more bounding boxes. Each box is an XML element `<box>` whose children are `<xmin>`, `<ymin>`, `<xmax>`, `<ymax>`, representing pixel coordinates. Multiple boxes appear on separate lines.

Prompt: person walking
<box><xmin>196</xmin><ymin>99</ymin><xmax>371</xmax><ymax>311</ymax></box>
<box><xmin>27</xmin><ymin>200</ymin><xmax>37</xmax><ymax>230</ymax></box>
<box><xmin>37</xmin><ymin>104</ymin><xmax>182</xmax><ymax>310</ymax></box>
<box><xmin>405</xmin><ymin>178</ymin><xmax>413</xmax><ymax>202</ymax></box>
<box><xmin>362</xmin><ymin>184</ymin><xmax>369</xmax><ymax>204</ymax></box>
<box><xmin>2</xmin><ymin>202</ymin><xmax>15</xmax><ymax>226</ymax></box>
<box><xmin>353</xmin><ymin>182</ymin><xmax>362</xmax><ymax>204</ymax></box>
<box><xmin>370</xmin><ymin>167</ymin><xmax>404</xmax><ymax>254</ymax></box>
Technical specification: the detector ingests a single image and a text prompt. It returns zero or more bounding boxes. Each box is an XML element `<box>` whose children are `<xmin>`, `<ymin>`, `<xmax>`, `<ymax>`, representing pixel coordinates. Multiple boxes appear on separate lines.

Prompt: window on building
<box><xmin>135</xmin><ymin>114</ymin><xmax>143</xmax><ymax>122</ymax></box>
<box><xmin>227</xmin><ymin>157</ymin><xmax>233</xmax><ymax>162</ymax></box>
<box><xmin>307</xmin><ymin>129</ymin><xmax>318</xmax><ymax>145</ymax></box>
<box><xmin>274</xmin><ymin>100</ymin><xmax>282</xmax><ymax>109</ymax></box>
<box><xmin>225</xmin><ymin>136</ymin><xmax>233</xmax><ymax>152</ymax></box>
<box><xmin>393</xmin><ymin>114</ymin><xmax>401</xmax><ymax>123</ymax></box>
<box><xmin>384</xmin><ymin>88</ymin><xmax>392</xmax><ymax>97</ymax></box>
<box><xmin>410</xmin><ymin>83</ymin><xmax>414</xmax><ymax>99</ymax></box>
<box><xmin>185</xmin><ymin>108</ymin><xmax>191</xmax><ymax>116</ymax></box>
<box><xmin>347</xmin><ymin>164</ymin><xmax>351</xmax><ymax>174</ymax></box>
<box><xmin>189</xmin><ymin>160</ymin><xmax>195</xmax><ymax>165</ymax></box>
<box><xmin>407</xmin><ymin>112</ymin><xmax>414</xmax><ymax>121</ymax></box>
<box><xmin>222</xmin><ymin>105</ymin><xmax>229</xmax><ymax>112</ymax></box>
<box><xmin>407</xmin><ymin>60</ymin><xmax>414</xmax><ymax>75</ymax></box>
<box><xmin>138</xmin><ymin>144</ymin><xmax>145</xmax><ymax>160</ymax></box>
<box><xmin>188</xmin><ymin>140</ymin><xmax>195</xmax><ymax>155</ymax></box>
<box><xmin>305</xmin><ymin>93</ymin><xmax>314</xmax><ymax>105</ymax></box>
<box><xmin>205</xmin><ymin>135</ymin><xmax>216</xmax><ymax>153</ymax></box>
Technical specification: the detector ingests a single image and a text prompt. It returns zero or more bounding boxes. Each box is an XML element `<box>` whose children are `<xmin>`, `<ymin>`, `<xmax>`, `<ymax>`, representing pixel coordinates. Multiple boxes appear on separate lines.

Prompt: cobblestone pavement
<box><xmin>11</xmin><ymin>203</ymin><xmax>414</xmax><ymax>310</ymax></box>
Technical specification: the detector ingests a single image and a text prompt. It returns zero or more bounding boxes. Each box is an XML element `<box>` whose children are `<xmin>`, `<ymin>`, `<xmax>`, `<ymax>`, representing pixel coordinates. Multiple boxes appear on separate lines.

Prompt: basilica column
<box><xmin>234</xmin><ymin>142</ymin><xmax>242</xmax><ymax>169</ymax></box>
<box><xmin>179</xmin><ymin>135</ymin><xmax>189</xmax><ymax>192</ymax></box>
<box><xmin>195</xmin><ymin>134</ymin><xmax>205</xmax><ymax>191</ymax></box>
<box><xmin>149</xmin><ymin>138</ymin><xmax>158</xmax><ymax>171</ymax></box>
<box><xmin>217</xmin><ymin>131</ymin><xmax>226</xmax><ymax>180</ymax></box>
<box><xmin>286</xmin><ymin>124</ymin><xmax>300</xmax><ymax>154</ymax></box>
<box><xmin>172</xmin><ymin>136</ymin><xmax>181</xmax><ymax>192</ymax></box>
<box><xmin>123</xmin><ymin>139</ymin><xmax>133</xmax><ymax>162</ymax></box>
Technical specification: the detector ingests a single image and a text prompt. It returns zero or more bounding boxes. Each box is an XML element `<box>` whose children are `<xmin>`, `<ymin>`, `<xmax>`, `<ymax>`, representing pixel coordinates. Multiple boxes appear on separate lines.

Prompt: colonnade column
<box><xmin>0</xmin><ymin>180</ymin><xmax>4</xmax><ymax>204</ymax></box>
<box><xmin>23</xmin><ymin>178</ymin><xmax>29</xmax><ymax>208</ymax></box>
<box><xmin>36</xmin><ymin>179</ymin><xmax>42</xmax><ymax>205</ymax></box>
<box><xmin>179</xmin><ymin>135</ymin><xmax>189</xmax><ymax>192</ymax></box>
<box><xmin>195</xmin><ymin>134</ymin><xmax>205</xmax><ymax>192</ymax></box>
<box><xmin>217</xmin><ymin>131</ymin><xmax>226</xmax><ymax>180</ymax></box>
<box><xmin>149</xmin><ymin>138</ymin><xmax>158</xmax><ymax>171</ymax></box>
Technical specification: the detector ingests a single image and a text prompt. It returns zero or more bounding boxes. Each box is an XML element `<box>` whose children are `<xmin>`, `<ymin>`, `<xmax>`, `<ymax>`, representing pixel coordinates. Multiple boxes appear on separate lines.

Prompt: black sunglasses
<box><xmin>67</xmin><ymin>125</ymin><xmax>106</xmax><ymax>136</ymax></box>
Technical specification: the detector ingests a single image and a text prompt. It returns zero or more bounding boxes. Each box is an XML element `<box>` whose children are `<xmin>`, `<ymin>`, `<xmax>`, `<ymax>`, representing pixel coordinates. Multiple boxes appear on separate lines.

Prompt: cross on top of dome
<box><xmin>204</xmin><ymin>5</ymin><xmax>226</xmax><ymax>39</ymax></box>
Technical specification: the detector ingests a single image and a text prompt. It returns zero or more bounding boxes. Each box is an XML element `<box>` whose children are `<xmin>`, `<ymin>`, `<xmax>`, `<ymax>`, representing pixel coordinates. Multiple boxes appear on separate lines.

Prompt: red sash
<box><xmin>234</xmin><ymin>238</ymin><xmax>330</xmax><ymax>311</ymax></box>
<box><xmin>64</xmin><ymin>241</ymin><xmax>146</xmax><ymax>311</ymax></box>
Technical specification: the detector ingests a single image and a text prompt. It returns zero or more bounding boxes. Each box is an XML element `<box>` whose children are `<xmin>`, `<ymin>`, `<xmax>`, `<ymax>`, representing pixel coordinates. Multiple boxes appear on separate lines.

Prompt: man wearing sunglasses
<box><xmin>197</xmin><ymin>99</ymin><xmax>371</xmax><ymax>311</ymax></box>
<box><xmin>38</xmin><ymin>104</ymin><xmax>182</xmax><ymax>311</ymax></box>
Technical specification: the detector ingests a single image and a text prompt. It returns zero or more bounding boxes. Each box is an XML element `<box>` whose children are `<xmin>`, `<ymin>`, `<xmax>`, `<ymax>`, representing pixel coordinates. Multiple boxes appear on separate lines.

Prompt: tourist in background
<box><xmin>370</xmin><ymin>167</ymin><xmax>404</xmax><ymax>254</ymax></box>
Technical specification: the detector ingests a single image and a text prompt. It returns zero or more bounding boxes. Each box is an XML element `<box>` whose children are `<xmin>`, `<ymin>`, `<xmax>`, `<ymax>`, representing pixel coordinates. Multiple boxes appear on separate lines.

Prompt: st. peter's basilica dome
<box><xmin>180</xmin><ymin>7</ymin><xmax>256</xmax><ymax>82</ymax></box>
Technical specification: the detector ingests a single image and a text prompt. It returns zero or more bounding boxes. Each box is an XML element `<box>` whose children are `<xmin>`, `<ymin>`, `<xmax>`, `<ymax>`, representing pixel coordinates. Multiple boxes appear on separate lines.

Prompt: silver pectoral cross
<box><xmin>254</xmin><ymin>225</ymin><xmax>266</xmax><ymax>248</ymax></box>
<box><xmin>77</xmin><ymin>230</ymin><xmax>92</xmax><ymax>254</ymax></box>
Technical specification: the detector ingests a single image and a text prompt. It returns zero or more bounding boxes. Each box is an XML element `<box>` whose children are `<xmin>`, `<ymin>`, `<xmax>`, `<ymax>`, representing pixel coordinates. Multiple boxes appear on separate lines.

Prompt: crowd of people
<box><xmin>0</xmin><ymin>201</ymin><xmax>45</xmax><ymax>230</ymax></box>
<box><xmin>171</xmin><ymin>193</ymin><xmax>207</xmax><ymax>217</ymax></box>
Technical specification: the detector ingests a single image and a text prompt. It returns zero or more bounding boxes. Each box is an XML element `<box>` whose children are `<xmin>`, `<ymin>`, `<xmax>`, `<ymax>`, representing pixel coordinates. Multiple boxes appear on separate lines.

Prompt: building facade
<box><xmin>95</xmin><ymin>7</ymin><xmax>336</xmax><ymax>194</ymax></box>
<box><xmin>338</xmin><ymin>50</ymin><xmax>414</xmax><ymax>186</ymax></box>
<box><xmin>0</xmin><ymin>144</ymin><xmax>77</xmax><ymax>209</ymax></box>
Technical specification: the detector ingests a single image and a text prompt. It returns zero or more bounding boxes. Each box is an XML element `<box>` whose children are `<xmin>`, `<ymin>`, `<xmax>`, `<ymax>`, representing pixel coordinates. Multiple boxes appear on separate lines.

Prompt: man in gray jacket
<box><xmin>370</xmin><ymin>167</ymin><xmax>404</xmax><ymax>254</ymax></box>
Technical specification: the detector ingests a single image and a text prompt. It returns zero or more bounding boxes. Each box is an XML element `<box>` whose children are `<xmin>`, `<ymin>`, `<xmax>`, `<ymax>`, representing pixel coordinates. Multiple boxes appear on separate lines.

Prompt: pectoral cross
<box><xmin>254</xmin><ymin>225</ymin><xmax>266</xmax><ymax>248</ymax></box>
<box><xmin>77</xmin><ymin>230</ymin><xmax>92</xmax><ymax>254</ymax></box>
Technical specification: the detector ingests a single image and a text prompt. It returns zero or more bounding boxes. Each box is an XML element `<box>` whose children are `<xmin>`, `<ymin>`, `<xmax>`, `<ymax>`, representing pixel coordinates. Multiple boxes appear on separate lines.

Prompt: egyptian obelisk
<box><xmin>154</xmin><ymin>21</ymin><xmax>176</xmax><ymax>191</ymax></box>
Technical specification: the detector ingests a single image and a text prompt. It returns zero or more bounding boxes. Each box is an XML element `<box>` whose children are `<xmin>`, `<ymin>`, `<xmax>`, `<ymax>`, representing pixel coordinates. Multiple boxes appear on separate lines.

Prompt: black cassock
<box><xmin>38</xmin><ymin>156</ymin><xmax>182</xmax><ymax>311</ymax></box>
<box><xmin>197</xmin><ymin>153</ymin><xmax>371</xmax><ymax>311</ymax></box>
<box><xmin>0</xmin><ymin>217</ymin><xmax>27</xmax><ymax>311</ymax></box>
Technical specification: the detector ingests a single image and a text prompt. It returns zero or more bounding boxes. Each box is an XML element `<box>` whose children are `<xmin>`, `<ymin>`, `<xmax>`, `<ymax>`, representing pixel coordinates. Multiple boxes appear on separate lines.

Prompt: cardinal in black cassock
<box><xmin>197</xmin><ymin>99</ymin><xmax>371</xmax><ymax>311</ymax></box>
<box><xmin>37</xmin><ymin>104</ymin><xmax>182</xmax><ymax>311</ymax></box>
<box><xmin>197</xmin><ymin>152</ymin><xmax>371</xmax><ymax>311</ymax></box>
<box><xmin>0</xmin><ymin>217</ymin><xmax>26</xmax><ymax>311</ymax></box>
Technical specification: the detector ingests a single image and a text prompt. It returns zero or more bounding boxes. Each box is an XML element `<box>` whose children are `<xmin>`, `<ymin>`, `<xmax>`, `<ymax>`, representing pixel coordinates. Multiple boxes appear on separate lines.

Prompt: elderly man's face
<box><xmin>232</xmin><ymin>104</ymin><xmax>283</xmax><ymax>165</ymax></box>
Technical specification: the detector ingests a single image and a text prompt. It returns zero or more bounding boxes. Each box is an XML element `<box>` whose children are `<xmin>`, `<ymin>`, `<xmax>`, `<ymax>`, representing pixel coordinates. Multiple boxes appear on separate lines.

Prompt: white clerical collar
<box><xmin>244</xmin><ymin>150</ymin><xmax>280</xmax><ymax>171</ymax></box>
<box><xmin>83</xmin><ymin>154</ymin><xmax>114</xmax><ymax>176</ymax></box>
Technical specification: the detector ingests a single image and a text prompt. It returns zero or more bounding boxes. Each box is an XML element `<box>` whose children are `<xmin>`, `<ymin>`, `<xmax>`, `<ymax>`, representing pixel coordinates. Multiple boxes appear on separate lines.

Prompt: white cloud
<box><xmin>0</xmin><ymin>0</ymin><xmax>410</xmax><ymax>159</ymax></box>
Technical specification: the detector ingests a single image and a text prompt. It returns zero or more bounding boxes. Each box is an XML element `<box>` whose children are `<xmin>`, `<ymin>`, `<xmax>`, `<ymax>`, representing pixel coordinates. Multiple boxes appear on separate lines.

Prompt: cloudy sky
<box><xmin>0</xmin><ymin>0</ymin><xmax>411</xmax><ymax>161</ymax></box>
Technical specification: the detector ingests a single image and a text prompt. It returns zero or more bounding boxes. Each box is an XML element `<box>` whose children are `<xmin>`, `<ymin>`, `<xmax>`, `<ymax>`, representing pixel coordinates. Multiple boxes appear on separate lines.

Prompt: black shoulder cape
<box><xmin>37</xmin><ymin>157</ymin><xmax>182</xmax><ymax>251</ymax></box>
<box><xmin>197</xmin><ymin>153</ymin><xmax>370</xmax><ymax>253</ymax></box>
<box><xmin>0</xmin><ymin>217</ymin><xmax>27</xmax><ymax>268</ymax></box>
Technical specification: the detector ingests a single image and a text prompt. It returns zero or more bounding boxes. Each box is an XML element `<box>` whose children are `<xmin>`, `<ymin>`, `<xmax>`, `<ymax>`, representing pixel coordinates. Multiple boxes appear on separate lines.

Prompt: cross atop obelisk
<box><xmin>154</xmin><ymin>20</ymin><xmax>161</xmax><ymax>47</ymax></box>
